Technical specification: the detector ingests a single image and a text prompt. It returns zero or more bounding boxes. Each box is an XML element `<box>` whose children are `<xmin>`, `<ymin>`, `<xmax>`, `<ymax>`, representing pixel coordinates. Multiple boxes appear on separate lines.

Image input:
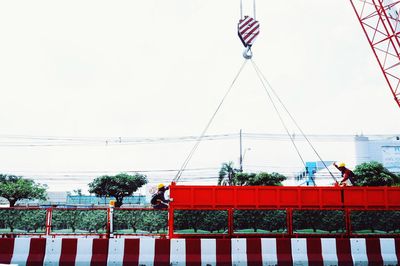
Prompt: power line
<box><xmin>0</xmin><ymin>133</ymin><xmax>397</xmax><ymax>147</ymax></box>
<box><xmin>0</xmin><ymin>165</ymin><xmax>316</xmax><ymax>182</ymax></box>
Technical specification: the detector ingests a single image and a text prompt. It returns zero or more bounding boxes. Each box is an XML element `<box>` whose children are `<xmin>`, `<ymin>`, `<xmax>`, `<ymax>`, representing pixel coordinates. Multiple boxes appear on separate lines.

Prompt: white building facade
<box><xmin>355</xmin><ymin>135</ymin><xmax>400</xmax><ymax>173</ymax></box>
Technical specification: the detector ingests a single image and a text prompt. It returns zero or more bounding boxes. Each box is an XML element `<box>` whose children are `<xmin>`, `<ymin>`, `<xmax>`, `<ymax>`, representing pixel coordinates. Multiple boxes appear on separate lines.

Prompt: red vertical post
<box><xmin>287</xmin><ymin>208</ymin><xmax>293</xmax><ymax>236</ymax></box>
<box><xmin>45</xmin><ymin>208</ymin><xmax>52</xmax><ymax>235</ymax></box>
<box><xmin>345</xmin><ymin>208</ymin><xmax>351</xmax><ymax>237</ymax></box>
<box><xmin>106</xmin><ymin>207</ymin><xmax>110</xmax><ymax>239</ymax></box>
<box><xmin>168</xmin><ymin>207</ymin><xmax>174</xmax><ymax>239</ymax></box>
<box><xmin>384</xmin><ymin>186</ymin><xmax>388</xmax><ymax>210</ymax></box>
<box><xmin>168</xmin><ymin>183</ymin><xmax>175</xmax><ymax>239</ymax></box>
<box><xmin>228</xmin><ymin>208</ymin><xmax>234</xmax><ymax>237</ymax></box>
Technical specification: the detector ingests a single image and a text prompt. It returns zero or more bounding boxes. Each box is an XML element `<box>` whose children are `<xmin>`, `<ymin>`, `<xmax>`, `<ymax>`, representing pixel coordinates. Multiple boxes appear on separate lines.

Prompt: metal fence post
<box><xmin>287</xmin><ymin>208</ymin><xmax>293</xmax><ymax>236</ymax></box>
<box><xmin>108</xmin><ymin>200</ymin><xmax>115</xmax><ymax>238</ymax></box>
<box><xmin>228</xmin><ymin>208</ymin><xmax>234</xmax><ymax>237</ymax></box>
<box><xmin>345</xmin><ymin>208</ymin><xmax>351</xmax><ymax>237</ymax></box>
<box><xmin>45</xmin><ymin>207</ymin><xmax>52</xmax><ymax>236</ymax></box>
<box><xmin>168</xmin><ymin>206</ymin><xmax>174</xmax><ymax>239</ymax></box>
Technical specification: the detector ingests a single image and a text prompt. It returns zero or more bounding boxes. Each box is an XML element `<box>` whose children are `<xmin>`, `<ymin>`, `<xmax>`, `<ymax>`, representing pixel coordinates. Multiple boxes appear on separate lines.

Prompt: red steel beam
<box><xmin>169</xmin><ymin>184</ymin><xmax>400</xmax><ymax>209</ymax></box>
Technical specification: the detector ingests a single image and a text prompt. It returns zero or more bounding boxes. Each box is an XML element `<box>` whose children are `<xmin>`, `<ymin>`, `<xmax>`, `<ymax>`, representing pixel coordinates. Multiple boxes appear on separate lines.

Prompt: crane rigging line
<box><xmin>173</xmin><ymin>59</ymin><xmax>248</xmax><ymax>183</ymax></box>
<box><xmin>251</xmin><ymin>59</ymin><xmax>338</xmax><ymax>184</ymax></box>
<box><xmin>249</xmin><ymin>59</ymin><xmax>313</xmax><ymax>185</ymax></box>
<box><xmin>172</xmin><ymin>57</ymin><xmax>335</xmax><ymax>186</ymax></box>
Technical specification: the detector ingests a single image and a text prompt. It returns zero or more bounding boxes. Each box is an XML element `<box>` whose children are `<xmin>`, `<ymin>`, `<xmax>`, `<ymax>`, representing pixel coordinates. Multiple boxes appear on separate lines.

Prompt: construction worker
<box><xmin>333</xmin><ymin>162</ymin><xmax>356</xmax><ymax>186</ymax></box>
<box><xmin>151</xmin><ymin>184</ymin><xmax>171</xmax><ymax>209</ymax></box>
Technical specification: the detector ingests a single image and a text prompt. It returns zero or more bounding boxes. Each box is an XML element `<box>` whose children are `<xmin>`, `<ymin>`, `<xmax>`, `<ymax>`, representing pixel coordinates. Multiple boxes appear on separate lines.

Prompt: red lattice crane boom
<box><xmin>350</xmin><ymin>0</ymin><xmax>400</xmax><ymax>108</ymax></box>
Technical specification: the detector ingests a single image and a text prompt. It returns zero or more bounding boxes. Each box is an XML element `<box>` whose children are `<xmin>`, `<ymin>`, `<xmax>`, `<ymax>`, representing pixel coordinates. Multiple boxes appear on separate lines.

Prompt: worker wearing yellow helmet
<box><xmin>333</xmin><ymin>162</ymin><xmax>356</xmax><ymax>186</ymax></box>
<box><xmin>151</xmin><ymin>183</ymin><xmax>171</xmax><ymax>209</ymax></box>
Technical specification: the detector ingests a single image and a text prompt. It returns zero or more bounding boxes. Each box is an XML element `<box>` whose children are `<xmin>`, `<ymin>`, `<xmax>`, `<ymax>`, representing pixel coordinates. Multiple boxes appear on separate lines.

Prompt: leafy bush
<box><xmin>351</xmin><ymin>211</ymin><xmax>400</xmax><ymax>233</ymax></box>
<box><xmin>114</xmin><ymin>209</ymin><xmax>168</xmax><ymax>234</ymax></box>
<box><xmin>234</xmin><ymin>210</ymin><xmax>287</xmax><ymax>233</ymax></box>
<box><xmin>52</xmin><ymin>209</ymin><xmax>107</xmax><ymax>233</ymax></box>
<box><xmin>0</xmin><ymin>209</ymin><xmax>46</xmax><ymax>233</ymax></box>
<box><xmin>293</xmin><ymin>210</ymin><xmax>345</xmax><ymax>233</ymax></box>
<box><xmin>174</xmin><ymin>210</ymin><xmax>228</xmax><ymax>233</ymax></box>
<box><xmin>354</xmin><ymin>161</ymin><xmax>400</xmax><ymax>186</ymax></box>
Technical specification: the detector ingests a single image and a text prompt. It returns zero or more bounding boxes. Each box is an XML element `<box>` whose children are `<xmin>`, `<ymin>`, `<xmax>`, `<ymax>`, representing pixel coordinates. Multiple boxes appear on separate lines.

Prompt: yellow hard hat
<box><xmin>338</xmin><ymin>162</ymin><xmax>346</xmax><ymax>167</ymax></box>
<box><xmin>157</xmin><ymin>183</ymin><xmax>165</xmax><ymax>189</ymax></box>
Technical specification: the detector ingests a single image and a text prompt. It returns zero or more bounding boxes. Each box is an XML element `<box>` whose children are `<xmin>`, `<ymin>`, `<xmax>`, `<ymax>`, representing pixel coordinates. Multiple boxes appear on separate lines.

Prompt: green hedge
<box><xmin>351</xmin><ymin>211</ymin><xmax>400</xmax><ymax>233</ymax></box>
<box><xmin>114</xmin><ymin>209</ymin><xmax>168</xmax><ymax>234</ymax></box>
<box><xmin>51</xmin><ymin>209</ymin><xmax>107</xmax><ymax>233</ymax></box>
<box><xmin>234</xmin><ymin>210</ymin><xmax>287</xmax><ymax>233</ymax></box>
<box><xmin>0</xmin><ymin>209</ymin><xmax>46</xmax><ymax>233</ymax></box>
<box><xmin>293</xmin><ymin>210</ymin><xmax>345</xmax><ymax>234</ymax></box>
<box><xmin>174</xmin><ymin>210</ymin><xmax>228</xmax><ymax>234</ymax></box>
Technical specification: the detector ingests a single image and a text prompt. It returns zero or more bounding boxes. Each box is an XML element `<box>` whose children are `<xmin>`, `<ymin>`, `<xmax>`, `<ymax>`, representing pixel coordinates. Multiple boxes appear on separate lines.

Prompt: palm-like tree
<box><xmin>218</xmin><ymin>162</ymin><xmax>238</xmax><ymax>186</ymax></box>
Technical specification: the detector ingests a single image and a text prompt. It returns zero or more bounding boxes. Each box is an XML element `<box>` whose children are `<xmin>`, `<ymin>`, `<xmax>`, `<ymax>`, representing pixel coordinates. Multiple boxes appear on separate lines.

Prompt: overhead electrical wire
<box><xmin>0</xmin><ymin>133</ymin><xmax>395</xmax><ymax>147</ymax></box>
<box><xmin>0</xmin><ymin>164</ymin><xmax>344</xmax><ymax>185</ymax></box>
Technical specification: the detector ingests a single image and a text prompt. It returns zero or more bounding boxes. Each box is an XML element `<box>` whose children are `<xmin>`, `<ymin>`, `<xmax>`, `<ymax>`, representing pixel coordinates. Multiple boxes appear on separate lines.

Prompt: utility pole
<box><xmin>239</xmin><ymin>129</ymin><xmax>243</xmax><ymax>172</ymax></box>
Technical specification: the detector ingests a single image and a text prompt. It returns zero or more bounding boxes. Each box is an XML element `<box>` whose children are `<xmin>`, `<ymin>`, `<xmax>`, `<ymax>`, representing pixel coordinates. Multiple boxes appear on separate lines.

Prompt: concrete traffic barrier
<box><xmin>0</xmin><ymin>237</ymin><xmax>398</xmax><ymax>265</ymax></box>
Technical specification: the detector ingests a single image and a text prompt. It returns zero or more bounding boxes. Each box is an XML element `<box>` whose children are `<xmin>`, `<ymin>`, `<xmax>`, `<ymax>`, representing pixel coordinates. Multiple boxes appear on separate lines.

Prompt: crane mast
<box><xmin>350</xmin><ymin>0</ymin><xmax>400</xmax><ymax>109</ymax></box>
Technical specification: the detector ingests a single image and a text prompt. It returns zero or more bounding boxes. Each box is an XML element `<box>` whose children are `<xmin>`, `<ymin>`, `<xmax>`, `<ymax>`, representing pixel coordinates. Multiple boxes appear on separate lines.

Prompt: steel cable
<box><xmin>173</xmin><ymin>60</ymin><xmax>248</xmax><ymax>183</ymax></box>
<box><xmin>249</xmin><ymin>60</ymin><xmax>313</xmax><ymax>184</ymax></box>
<box><xmin>251</xmin><ymin>59</ymin><xmax>337</xmax><ymax>184</ymax></box>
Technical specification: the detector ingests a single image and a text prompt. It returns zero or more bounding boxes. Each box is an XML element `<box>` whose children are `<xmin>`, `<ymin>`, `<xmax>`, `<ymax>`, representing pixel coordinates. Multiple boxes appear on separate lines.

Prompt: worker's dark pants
<box><xmin>153</xmin><ymin>203</ymin><xmax>168</xmax><ymax>209</ymax></box>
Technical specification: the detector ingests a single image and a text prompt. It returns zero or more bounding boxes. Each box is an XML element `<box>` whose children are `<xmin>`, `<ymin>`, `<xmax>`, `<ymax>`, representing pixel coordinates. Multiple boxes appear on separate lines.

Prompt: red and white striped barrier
<box><xmin>0</xmin><ymin>238</ymin><xmax>399</xmax><ymax>265</ymax></box>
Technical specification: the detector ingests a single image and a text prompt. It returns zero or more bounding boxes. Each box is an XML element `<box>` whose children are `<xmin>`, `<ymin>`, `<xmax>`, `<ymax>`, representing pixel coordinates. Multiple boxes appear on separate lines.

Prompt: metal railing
<box><xmin>0</xmin><ymin>207</ymin><xmax>398</xmax><ymax>238</ymax></box>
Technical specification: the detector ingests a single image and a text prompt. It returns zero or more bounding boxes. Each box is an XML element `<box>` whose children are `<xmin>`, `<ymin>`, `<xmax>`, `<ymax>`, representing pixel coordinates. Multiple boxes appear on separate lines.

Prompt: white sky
<box><xmin>0</xmin><ymin>0</ymin><xmax>399</xmax><ymax>192</ymax></box>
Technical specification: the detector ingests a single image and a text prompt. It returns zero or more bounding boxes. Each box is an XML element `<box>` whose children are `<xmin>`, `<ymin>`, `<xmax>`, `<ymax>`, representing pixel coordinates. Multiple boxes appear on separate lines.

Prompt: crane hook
<box><xmin>243</xmin><ymin>46</ymin><xmax>253</xmax><ymax>59</ymax></box>
<box><xmin>238</xmin><ymin>1</ymin><xmax>259</xmax><ymax>59</ymax></box>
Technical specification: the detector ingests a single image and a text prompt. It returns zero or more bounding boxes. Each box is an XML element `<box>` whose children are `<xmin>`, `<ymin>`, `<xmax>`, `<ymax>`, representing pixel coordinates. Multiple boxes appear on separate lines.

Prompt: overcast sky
<box><xmin>0</xmin><ymin>0</ymin><xmax>399</xmax><ymax>192</ymax></box>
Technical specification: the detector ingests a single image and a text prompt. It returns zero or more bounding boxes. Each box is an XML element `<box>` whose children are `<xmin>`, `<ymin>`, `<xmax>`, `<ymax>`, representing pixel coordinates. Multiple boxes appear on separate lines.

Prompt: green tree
<box><xmin>19</xmin><ymin>210</ymin><xmax>46</xmax><ymax>233</ymax></box>
<box><xmin>234</xmin><ymin>172</ymin><xmax>256</xmax><ymax>186</ymax></box>
<box><xmin>0</xmin><ymin>209</ymin><xmax>21</xmax><ymax>232</ymax></box>
<box><xmin>174</xmin><ymin>210</ymin><xmax>205</xmax><ymax>233</ymax></box>
<box><xmin>234</xmin><ymin>210</ymin><xmax>286</xmax><ymax>233</ymax></box>
<box><xmin>141</xmin><ymin>210</ymin><xmax>168</xmax><ymax>233</ymax></box>
<box><xmin>0</xmin><ymin>175</ymin><xmax>47</xmax><ymax>207</ymax></box>
<box><xmin>88</xmin><ymin>173</ymin><xmax>147</xmax><ymax>207</ymax></box>
<box><xmin>217</xmin><ymin>163</ymin><xmax>287</xmax><ymax>186</ymax></box>
<box><xmin>201</xmin><ymin>211</ymin><xmax>228</xmax><ymax>233</ymax></box>
<box><xmin>52</xmin><ymin>210</ymin><xmax>82</xmax><ymax>233</ymax></box>
<box><xmin>218</xmin><ymin>162</ymin><xmax>238</xmax><ymax>185</ymax></box>
<box><xmin>81</xmin><ymin>210</ymin><xmax>107</xmax><ymax>233</ymax></box>
<box><xmin>247</xmin><ymin>172</ymin><xmax>286</xmax><ymax>186</ymax></box>
<box><xmin>234</xmin><ymin>210</ymin><xmax>267</xmax><ymax>232</ymax></box>
<box><xmin>353</xmin><ymin>161</ymin><xmax>400</xmax><ymax>186</ymax></box>
<box><xmin>114</xmin><ymin>210</ymin><xmax>144</xmax><ymax>233</ymax></box>
<box><xmin>175</xmin><ymin>210</ymin><xmax>228</xmax><ymax>233</ymax></box>
<box><xmin>73</xmin><ymin>189</ymin><xmax>83</xmax><ymax>196</ymax></box>
<box><xmin>351</xmin><ymin>211</ymin><xmax>400</xmax><ymax>233</ymax></box>
<box><xmin>212</xmin><ymin>211</ymin><xmax>228</xmax><ymax>233</ymax></box>
<box><xmin>293</xmin><ymin>210</ymin><xmax>345</xmax><ymax>233</ymax></box>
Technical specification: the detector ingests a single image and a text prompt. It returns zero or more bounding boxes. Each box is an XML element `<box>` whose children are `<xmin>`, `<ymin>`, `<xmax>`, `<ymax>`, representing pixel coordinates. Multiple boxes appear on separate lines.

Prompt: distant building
<box><xmin>13</xmin><ymin>191</ymin><xmax>68</xmax><ymax>207</ymax></box>
<box><xmin>355</xmin><ymin>135</ymin><xmax>400</xmax><ymax>173</ymax></box>
<box><xmin>286</xmin><ymin>161</ymin><xmax>337</xmax><ymax>186</ymax></box>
